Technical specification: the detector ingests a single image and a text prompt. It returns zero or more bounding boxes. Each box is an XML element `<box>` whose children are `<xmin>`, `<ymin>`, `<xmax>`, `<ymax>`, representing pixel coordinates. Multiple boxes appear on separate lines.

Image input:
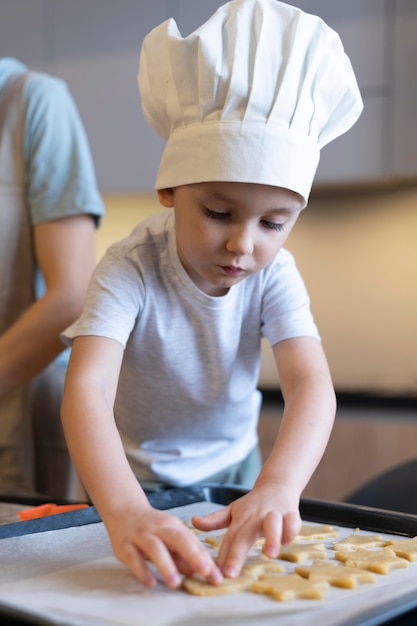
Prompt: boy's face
<box><xmin>158</xmin><ymin>182</ymin><xmax>303</xmax><ymax>297</ymax></box>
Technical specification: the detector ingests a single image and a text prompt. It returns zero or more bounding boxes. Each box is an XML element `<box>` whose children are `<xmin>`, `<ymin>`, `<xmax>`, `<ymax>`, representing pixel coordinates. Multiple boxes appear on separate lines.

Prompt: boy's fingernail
<box><xmin>167</xmin><ymin>572</ymin><xmax>182</xmax><ymax>588</ymax></box>
<box><xmin>264</xmin><ymin>546</ymin><xmax>279</xmax><ymax>558</ymax></box>
<box><xmin>208</xmin><ymin>569</ymin><xmax>223</xmax><ymax>584</ymax></box>
<box><xmin>223</xmin><ymin>566</ymin><xmax>237</xmax><ymax>578</ymax></box>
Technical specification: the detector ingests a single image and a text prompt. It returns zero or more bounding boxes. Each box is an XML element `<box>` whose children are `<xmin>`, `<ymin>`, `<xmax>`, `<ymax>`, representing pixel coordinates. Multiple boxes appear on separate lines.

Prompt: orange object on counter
<box><xmin>18</xmin><ymin>503</ymin><xmax>89</xmax><ymax>521</ymax></box>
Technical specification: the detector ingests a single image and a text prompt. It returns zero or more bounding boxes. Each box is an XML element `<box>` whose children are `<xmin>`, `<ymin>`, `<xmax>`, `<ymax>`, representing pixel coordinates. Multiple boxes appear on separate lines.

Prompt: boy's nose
<box><xmin>226</xmin><ymin>225</ymin><xmax>254</xmax><ymax>256</ymax></box>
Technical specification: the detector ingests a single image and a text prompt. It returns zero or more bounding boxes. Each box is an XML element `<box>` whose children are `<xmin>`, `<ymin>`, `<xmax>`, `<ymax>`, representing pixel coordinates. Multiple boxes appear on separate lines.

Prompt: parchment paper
<box><xmin>1</xmin><ymin>501</ymin><xmax>417</xmax><ymax>626</ymax></box>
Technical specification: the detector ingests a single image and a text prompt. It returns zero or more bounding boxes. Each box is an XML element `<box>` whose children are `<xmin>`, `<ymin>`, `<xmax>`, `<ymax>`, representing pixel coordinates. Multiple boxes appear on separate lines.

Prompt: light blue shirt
<box><xmin>0</xmin><ymin>57</ymin><xmax>105</xmax><ymax>226</ymax></box>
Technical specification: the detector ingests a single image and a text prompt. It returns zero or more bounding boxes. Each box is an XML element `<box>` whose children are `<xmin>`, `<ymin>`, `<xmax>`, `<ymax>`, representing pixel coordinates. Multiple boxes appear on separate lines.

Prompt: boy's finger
<box><xmin>281</xmin><ymin>510</ymin><xmax>302</xmax><ymax>545</ymax></box>
<box><xmin>216</xmin><ymin>526</ymin><xmax>256</xmax><ymax>578</ymax></box>
<box><xmin>262</xmin><ymin>511</ymin><xmax>283</xmax><ymax>558</ymax></box>
<box><xmin>121</xmin><ymin>542</ymin><xmax>158</xmax><ymax>588</ymax></box>
<box><xmin>164</xmin><ymin>530</ymin><xmax>223</xmax><ymax>584</ymax></box>
<box><xmin>132</xmin><ymin>533</ymin><xmax>183</xmax><ymax>588</ymax></box>
<box><xmin>192</xmin><ymin>506</ymin><xmax>231</xmax><ymax>531</ymax></box>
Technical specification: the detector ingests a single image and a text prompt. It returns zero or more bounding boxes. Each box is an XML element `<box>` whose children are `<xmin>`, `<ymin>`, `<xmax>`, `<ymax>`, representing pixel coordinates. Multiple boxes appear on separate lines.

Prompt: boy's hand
<box><xmin>192</xmin><ymin>483</ymin><xmax>301</xmax><ymax>578</ymax></box>
<box><xmin>105</xmin><ymin>505</ymin><xmax>223</xmax><ymax>589</ymax></box>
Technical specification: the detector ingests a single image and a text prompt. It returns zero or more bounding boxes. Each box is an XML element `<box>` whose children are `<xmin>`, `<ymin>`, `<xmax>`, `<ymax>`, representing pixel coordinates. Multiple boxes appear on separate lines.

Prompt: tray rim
<box><xmin>2</xmin><ymin>484</ymin><xmax>417</xmax><ymax>539</ymax></box>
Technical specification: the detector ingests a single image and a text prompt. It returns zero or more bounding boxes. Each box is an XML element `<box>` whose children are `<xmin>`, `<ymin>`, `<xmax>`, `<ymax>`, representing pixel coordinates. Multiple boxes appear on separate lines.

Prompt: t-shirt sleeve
<box><xmin>61</xmin><ymin>243</ymin><xmax>143</xmax><ymax>348</ymax></box>
<box><xmin>261</xmin><ymin>248</ymin><xmax>320</xmax><ymax>345</ymax></box>
<box><xmin>23</xmin><ymin>73</ymin><xmax>105</xmax><ymax>225</ymax></box>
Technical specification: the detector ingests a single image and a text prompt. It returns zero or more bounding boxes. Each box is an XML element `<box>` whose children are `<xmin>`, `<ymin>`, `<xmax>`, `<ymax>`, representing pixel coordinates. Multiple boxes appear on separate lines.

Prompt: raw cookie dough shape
<box><xmin>242</xmin><ymin>555</ymin><xmax>284</xmax><ymax>577</ymax></box>
<box><xmin>333</xmin><ymin>533</ymin><xmax>387</xmax><ymax>551</ymax></box>
<box><xmin>335</xmin><ymin>548</ymin><xmax>409</xmax><ymax>574</ymax></box>
<box><xmin>278</xmin><ymin>542</ymin><xmax>327</xmax><ymax>563</ymax></box>
<box><xmin>385</xmin><ymin>537</ymin><xmax>417</xmax><ymax>562</ymax></box>
<box><xmin>182</xmin><ymin>556</ymin><xmax>283</xmax><ymax>596</ymax></box>
<box><xmin>295</xmin><ymin>524</ymin><xmax>338</xmax><ymax>541</ymax></box>
<box><xmin>252</xmin><ymin>573</ymin><xmax>329</xmax><ymax>601</ymax></box>
<box><xmin>183</xmin><ymin>572</ymin><xmax>254</xmax><ymax>596</ymax></box>
<box><xmin>204</xmin><ymin>534</ymin><xmax>225</xmax><ymax>549</ymax></box>
<box><xmin>295</xmin><ymin>560</ymin><xmax>376</xmax><ymax>588</ymax></box>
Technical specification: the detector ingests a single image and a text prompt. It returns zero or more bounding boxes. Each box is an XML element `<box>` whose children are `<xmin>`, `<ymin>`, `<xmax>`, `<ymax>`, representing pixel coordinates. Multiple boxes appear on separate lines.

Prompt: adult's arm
<box><xmin>0</xmin><ymin>214</ymin><xmax>96</xmax><ymax>395</ymax></box>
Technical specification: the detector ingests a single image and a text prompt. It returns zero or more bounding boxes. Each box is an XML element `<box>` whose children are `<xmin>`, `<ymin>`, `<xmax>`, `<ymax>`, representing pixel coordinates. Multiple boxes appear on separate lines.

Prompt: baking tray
<box><xmin>1</xmin><ymin>485</ymin><xmax>417</xmax><ymax>626</ymax></box>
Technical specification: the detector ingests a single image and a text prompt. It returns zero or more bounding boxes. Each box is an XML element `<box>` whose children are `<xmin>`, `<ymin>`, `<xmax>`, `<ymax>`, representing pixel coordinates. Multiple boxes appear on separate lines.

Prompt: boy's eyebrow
<box><xmin>199</xmin><ymin>189</ymin><xmax>234</xmax><ymax>204</ymax></box>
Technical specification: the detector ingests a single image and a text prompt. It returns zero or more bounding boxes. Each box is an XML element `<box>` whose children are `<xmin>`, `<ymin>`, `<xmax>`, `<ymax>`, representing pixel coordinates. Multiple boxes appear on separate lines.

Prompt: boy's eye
<box><xmin>261</xmin><ymin>219</ymin><xmax>285</xmax><ymax>232</ymax></box>
<box><xmin>204</xmin><ymin>208</ymin><xmax>230</xmax><ymax>220</ymax></box>
<box><xmin>204</xmin><ymin>208</ymin><xmax>285</xmax><ymax>231</ymax></box>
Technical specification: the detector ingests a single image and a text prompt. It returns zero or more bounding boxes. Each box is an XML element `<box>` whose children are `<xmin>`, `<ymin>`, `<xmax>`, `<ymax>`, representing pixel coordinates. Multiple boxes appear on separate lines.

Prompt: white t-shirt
<box><xmin>62</xmin><ymin>210</ymin><xmax>319</xmax><ymax>486</ymax></box>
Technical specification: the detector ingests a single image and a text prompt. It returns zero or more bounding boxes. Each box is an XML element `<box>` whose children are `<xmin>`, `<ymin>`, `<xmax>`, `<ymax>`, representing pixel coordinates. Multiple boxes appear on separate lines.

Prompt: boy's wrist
<box><xmin>254</xmin><ymin>471</ymin><xmax>303</xmax><ymax>503</ymax></box>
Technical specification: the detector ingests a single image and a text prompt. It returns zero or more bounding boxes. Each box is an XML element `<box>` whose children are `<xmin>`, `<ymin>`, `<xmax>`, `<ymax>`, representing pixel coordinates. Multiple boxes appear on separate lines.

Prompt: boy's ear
<box><xmin>157</xmin><ymin>188</ymin><xmax>175</xmax><ymax>208</ymax></box>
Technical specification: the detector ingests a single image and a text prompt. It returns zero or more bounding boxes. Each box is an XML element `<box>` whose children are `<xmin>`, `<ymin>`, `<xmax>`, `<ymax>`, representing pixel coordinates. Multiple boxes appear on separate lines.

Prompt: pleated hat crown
<box><xmin>138</xmin><ymin>0</ymin><xmax>363</xmax><ymax>205</ymax></box>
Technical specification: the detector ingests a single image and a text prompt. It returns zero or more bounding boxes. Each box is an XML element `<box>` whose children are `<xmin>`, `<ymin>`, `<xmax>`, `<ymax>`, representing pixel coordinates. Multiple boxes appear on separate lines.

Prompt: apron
<box><xmin>0</xmin><ymin>72</ymin><xmax>73</xmax><ymax>499</ymax></box>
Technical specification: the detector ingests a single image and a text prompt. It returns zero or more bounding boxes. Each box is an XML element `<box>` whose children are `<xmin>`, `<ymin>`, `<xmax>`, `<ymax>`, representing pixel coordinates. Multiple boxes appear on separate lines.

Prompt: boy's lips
<box><xmin>221</xmin><ymin>265</ymin><xmax>244</xmax><ymax>277</ymax></box>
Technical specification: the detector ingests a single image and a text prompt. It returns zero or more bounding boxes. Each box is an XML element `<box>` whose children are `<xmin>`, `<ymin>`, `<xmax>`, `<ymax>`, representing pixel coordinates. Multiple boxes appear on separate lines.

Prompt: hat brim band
<box><xmin>155</xmin><ymin>120</ymin><xmax>319</xmax><ymax>205</ymax></box>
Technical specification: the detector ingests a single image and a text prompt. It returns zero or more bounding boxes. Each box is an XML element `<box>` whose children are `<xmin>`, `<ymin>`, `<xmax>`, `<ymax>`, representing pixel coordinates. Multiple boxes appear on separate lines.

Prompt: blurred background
<box><xmin>1</xmin><ymin>0</ymin><xmax>416</xmax><ymax>500</ymax></box>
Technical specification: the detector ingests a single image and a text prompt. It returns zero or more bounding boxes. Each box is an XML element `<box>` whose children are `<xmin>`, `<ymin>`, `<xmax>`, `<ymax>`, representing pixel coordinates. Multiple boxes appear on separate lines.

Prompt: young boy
<box><xmin>61</xmin><ymin>0</ymin><xmax>362</xmax><ymax>589</ymax></box>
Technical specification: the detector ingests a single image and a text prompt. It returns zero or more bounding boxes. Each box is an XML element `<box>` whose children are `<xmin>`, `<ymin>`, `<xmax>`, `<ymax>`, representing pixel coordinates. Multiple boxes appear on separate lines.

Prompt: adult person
<box><xmin>0</xmin><ymin>57</ymin><xmax>105</xmax><ymax>498</ymax></box>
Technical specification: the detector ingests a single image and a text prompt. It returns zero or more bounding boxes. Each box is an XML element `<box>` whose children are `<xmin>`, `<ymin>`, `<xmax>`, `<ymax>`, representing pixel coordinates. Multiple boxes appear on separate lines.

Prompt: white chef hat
<box><xmin>138</xmin><ymin>0</ymin><xmax>363</xmax><ymax>205</ymax></box>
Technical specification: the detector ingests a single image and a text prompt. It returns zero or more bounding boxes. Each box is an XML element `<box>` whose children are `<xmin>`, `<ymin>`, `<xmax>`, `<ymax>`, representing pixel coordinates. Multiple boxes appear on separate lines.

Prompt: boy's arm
<box><xmin>193</xmin><ymin>336</ymin><xmax>336</xmax><ymax>577</ymax></box>
<box><xmin>61</xmin><ymin>335</ymin><xmax>222</xmax><ymax>588</ymax></box>
<box><xmin>259</xmin><ymin>335</ymin><xmax>336</xmax><ymax>506</ymax></box>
